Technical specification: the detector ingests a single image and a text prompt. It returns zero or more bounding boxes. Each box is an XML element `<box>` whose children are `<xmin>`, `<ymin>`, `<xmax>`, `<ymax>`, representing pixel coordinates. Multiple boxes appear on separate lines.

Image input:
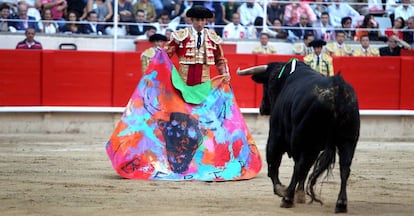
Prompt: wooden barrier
<box><xmin>0</xmin><ymin>49</ymin><xmax>413</xmax><ymax>110</ymax></box>
<box><xmin>0</xmin><ymin>50</ymin><xmax>42</xmax><ymax>105</ymax></box>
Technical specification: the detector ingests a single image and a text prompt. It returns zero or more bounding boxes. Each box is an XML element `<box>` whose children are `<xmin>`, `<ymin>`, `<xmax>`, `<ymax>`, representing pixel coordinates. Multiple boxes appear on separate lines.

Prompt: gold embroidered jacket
<box><xmin>165</xmin><ymin>28</ymin><xmax>227</xmax><ymax>83</ymax></box>
<box><xmin>304</xmin><ymin>53</ymin><xmax>334</xmax><ymax>76</ymax></box>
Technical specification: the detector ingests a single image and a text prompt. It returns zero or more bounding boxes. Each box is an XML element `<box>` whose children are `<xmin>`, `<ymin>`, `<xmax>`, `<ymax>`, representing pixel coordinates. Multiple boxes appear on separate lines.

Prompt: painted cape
<box><xmin>106</xmin><ymin>50</ymin><xmax>262</xmax><ymax>181</ymax></box>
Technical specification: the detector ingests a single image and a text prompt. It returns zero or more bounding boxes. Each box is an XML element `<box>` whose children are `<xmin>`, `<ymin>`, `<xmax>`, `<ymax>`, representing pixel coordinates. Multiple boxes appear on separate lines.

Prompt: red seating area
<box><xmin>1</xmin><ymin>49</ymin><xmax>413</xmax><ymax>110</ymax></box>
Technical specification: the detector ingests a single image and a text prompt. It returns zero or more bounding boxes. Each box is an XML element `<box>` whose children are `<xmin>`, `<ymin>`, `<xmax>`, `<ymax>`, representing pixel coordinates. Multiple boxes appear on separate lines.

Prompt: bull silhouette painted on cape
<box><xmin>238</xmin><ymin>59</ymin><xmax>360</xmax><ymax>213</ymax></box>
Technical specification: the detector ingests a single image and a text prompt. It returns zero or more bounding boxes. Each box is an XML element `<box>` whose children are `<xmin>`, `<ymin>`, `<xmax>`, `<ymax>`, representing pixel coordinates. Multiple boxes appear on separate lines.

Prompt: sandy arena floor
<box><xmin>0</xmin><ymin>133</ymin><xmax>413</xmax><ymax>216</ymax></box>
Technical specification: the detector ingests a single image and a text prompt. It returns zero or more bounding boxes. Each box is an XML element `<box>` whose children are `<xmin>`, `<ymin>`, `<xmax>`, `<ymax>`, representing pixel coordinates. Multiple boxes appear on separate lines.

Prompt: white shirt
<box><xmin>328</xmin><ymin>3</ymin><xmax>361</xmax><ymax>27</ymax></box>
<box><xmin>394</xmin><ymin>5</ymin><xmax>414</xmax><ymax>21</ymax></box>
<box><xmin>238</xmin><ymin>3</ymin><xmax>264</xmax><ymax>26</ymax></box>
<box><xmin>222</xmin><ymin>23</ymin><xmax>247</xmax><ymax>39</ymax></box>
<box><xmin>192</xmin><ymin>27</ymin><xmax>204</xmax><ymax>45</ymax></box>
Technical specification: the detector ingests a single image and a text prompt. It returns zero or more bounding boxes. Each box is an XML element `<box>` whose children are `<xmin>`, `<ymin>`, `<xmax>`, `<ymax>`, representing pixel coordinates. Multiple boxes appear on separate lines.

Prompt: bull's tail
<box><xmin>306</xmin><ymin>145</ymin><xmax>336</xmax><ymax>205</ymax></box>
<box><xmin>306</xmin><ymin>74</ymin><xmax>357</xmax><ymax>205</ymax></box>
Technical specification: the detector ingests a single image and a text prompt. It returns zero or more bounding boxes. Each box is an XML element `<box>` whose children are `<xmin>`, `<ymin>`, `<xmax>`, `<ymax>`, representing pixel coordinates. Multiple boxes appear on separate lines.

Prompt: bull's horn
<box><xmin>237</xmin><ymin>65</ymin><xmax>268</xmax><ymax>76</ymax></box>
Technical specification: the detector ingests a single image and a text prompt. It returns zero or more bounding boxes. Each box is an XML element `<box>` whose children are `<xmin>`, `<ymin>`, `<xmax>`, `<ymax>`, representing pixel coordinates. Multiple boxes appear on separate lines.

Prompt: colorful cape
<box><xmin>106</xmin><ymin>50</ymin><xmax>262</xmax><ymax>181</ymax></box>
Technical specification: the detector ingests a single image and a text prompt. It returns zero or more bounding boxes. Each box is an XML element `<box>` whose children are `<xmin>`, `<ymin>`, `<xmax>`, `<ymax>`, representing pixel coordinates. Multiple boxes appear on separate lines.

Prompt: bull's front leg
<box><xmin>266</xmin><ymin>139</ymin><xmax>285</xmax><ymax>197</ymax></box>
<box><xmin>280</xmin><ymin>169</ymin><xmax>298</xmax><ymax>208</ymax></box>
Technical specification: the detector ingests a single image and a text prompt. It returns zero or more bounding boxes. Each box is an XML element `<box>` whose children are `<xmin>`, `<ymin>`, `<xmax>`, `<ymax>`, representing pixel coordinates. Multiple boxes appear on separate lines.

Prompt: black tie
<box><xmin>316</xmin><ymin>56</ymin><xmax>320</xmax><ymax>66</ymax></box>
<box><xmin>197</xmin><ymin>32</ymin><xmax>202</xmax><ymax>49</ymax></box>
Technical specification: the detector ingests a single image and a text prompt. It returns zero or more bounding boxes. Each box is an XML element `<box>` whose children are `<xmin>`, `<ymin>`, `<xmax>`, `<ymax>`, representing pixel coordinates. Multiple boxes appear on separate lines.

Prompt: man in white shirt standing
<box><xmin>222</xmin><ymin>12</ymin><xmax>247</xmax><ymax>39</ymax></box>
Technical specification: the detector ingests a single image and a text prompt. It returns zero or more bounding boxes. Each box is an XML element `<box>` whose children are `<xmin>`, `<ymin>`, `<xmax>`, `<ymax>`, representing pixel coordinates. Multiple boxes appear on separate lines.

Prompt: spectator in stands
<box><xmin>0</xmin><ymin>3</ymin><xmax>13</xmax><ymax>32</ymax></box>
<box><xmin>222</xmin><ymin>12</ymin><xmax>247</xmax><ymax>40</ymax></box>
<box><xmin>117</xmin><ymin>0</ymin><xmax>134</xmax><ymax>22</ymax></box>
<box><xmin>38</xmin><ymin>8</ymin><xmax>59</xmax><ymax>34</ymax></box>
<box><xmin>304</xmin><ymin>39</ymin><xmax>334</xmax><ymax>76</ymax></box>
<box><xmin>326</xmin><ymin>30</ymin><xmax>353</xmax><ymax>56</ymax></box>
<box><xmin>60</xmin><ymin>10</ymin><xmax>84</xmax><ymax>34</ymax></box>
<box><xmin>134</xmin><ymin>24</ymin><xmax>156</xmax><ymax>40</ymax></box>
<box><xmin>104</xmin><ymin>13</ymin><xmax>127</xmax><ymax>36</ymax></box>
<box><xmin>22</xmin><ymin>0</ymin><xmax>41</xmax><ymax>21</ymax></box>
<box><xmin>165</xmin><ymin>6</ymin><xmax>229</xmax><ymax>85</ymax></box>
<box><xmin>141</xmin><ymin>33</ymin><xmax>168</xmax><ymax>73</ymax></box>
<box><xmin>340</xmin><ymin>16</ymin><xmax>356</xmax><ymax>40</ymax></box>
<box><xmin>161</xmin><ymin>0</ymin><xmax>178</xmax><ymax>17</ymax></box>
<box><xmin>221</xmin><ymin>0</ymin><xmax>240</xmax><ymax>24</ymax></box>
<box><xmin>310</xmin><ymin>0</ymin><xmax>328</xmax><ymax>21</ymax></box>
<box><xmin>266</xmin><ymin>18</ymin><xmax>288</xmax><ymax>39</ymax></box>
<box><xmin>288</xmin><ymin>14</ymin><xmax>314</xmax><ymax>42</ymax></box>
<box><xmin>206</xmin><ymin>11</ymin><xmax>222</xmax><ymax>37</ymax></box>
<box><xmin>176</xmin><ymin>14</ymin><xmax>192</xmax><ymax>30</ymax></box>
<box><xmin>266</xmin><ymin>0</ymin><xmax>284</xmax><ymax>26</ymax></box>
<box><xmin>355</xmin><ymin>13</ymin><xmax>385</xmax><ymax>41</ymax></box>
<box><xmin>10</xmin><ymin>2</ymin><xmax>39</xmax><ymax>32</ymax></box>
<box><xmin>238</xmin><ymin>0</ymin><xmax>264</xmax><ymax>26</ymax></box>
<box><xmin>176</xmin><ymin>0</ymin><xmax>194</xmax><ymax>18</ymax></box>
<box><xmin>83</xmin><ymin>10</ymin><xmax>105</xmax><ymax>35</ymax></box>
<box><xmin>37</xmin><ymin>0</ymin><xmax>67</xmax><ymax>27</ymax></box>
<box><xmin>328</xmin><ymin>0</ymin><xmax>360</xmax><ymax>28</ymax></box>
<box><xmin>153</xmin><ymin>10</ymin><xmax>176</xmax><ymax>34</ymax></box>
<box><xmin>15</xmin><ymin>27</ymin><xmax>42</xmax><ymax>49</ymax></box>
<box><xmin>1</xmin><ymin>1</ymin><xmax>18</xmax><ymax>17</ymax></box>
<box><xmin>293</xmin><ymin>32</ymin><xmax>314</xmax><ymax>55</ymax></box>
<box><xmin>353</xmin><ymin>34</ymin><xmax>380</xmax><ymax>56</ymax></box>
<box><xmin>359</xmin><ymin>0</ymin><xmax>384</xmax><ymax>16</ymax></box>
<box><xmin>252</xmin><ymin>32</ymin><xmax>277</xmax><ymax>54</ymax></box>
<box><xmin>86</xmin><ymin>0</ymin><xmax>113</xmax><ymax>22</ymax></box>
<box><xmin>385</xmin><ymin>16</ymin><xmax>405</xmax><ymax>39</ymax></box>
<box><xmin>403</xmin><ymin>16</ymin><xmax>414</xmax><ymax>47</ymax></box>
<box><xmin>379</xmin><ymin>35</ymin><xmax>403</xmax><ymax>55</ymax></box>
<box><xmin>129</xmin><ymin>9</ymin><xmax>148</xmax><ymax>35</ymax></box>
<box><xmin>313</xmin><ymin>12</ymin><xmax>334</xmax><ymax>40</ymax></box>
<box><xmin>394</xmin><ymin>0</ymin><xmax>414</xmax><ymax>21</ymax></box>
<box><xmin>150</xmin><ymin>0</ymin><xmax>163</xmax><ymax>17</ymax></box>
<box><xmin>247</xmin><ymin>16</ymin><xmax>265</xmax><ymax>39</ymax></box>
<box><xmin>195</xmin><ymin>0</ymin><xmax>223</xmax><ymax>29</ymax></box>
<box><xmin>133</xmin><ymin>0</ymin><xmax>156</xmax><ymax>23</ymax></box>
<box><xmin>385</xmin><ymin>0</ymin><xmax>399</xmax><ymax>18</ymax></box>
<box><xmin>165</xmin><ymin>28</ymin><xmax>173</xmax><ymax>40</ymax></box>
<box><xmin>283</xmin><ymin>0</ymin><xmax>317</xmax><ymax>26</ymax></box>
<box><xmin>66</xmin><ymin>0</ymin><xmax>87</xmax><ymax>21</ymax></box>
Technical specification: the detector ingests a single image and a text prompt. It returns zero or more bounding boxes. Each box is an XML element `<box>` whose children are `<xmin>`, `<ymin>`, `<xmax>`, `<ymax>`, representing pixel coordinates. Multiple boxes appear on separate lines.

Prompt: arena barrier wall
<box><xmin>0</xmin><ymin>49</ymin><xmax>413</xmax><ymax>110</ymax></box>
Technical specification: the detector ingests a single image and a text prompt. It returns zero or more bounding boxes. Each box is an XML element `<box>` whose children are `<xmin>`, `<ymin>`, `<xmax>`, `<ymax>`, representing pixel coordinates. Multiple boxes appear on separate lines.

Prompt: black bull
<box><xmin>238</xmin><ymin>60</ymin><xmax>360</xmax><ymax>213</ymax></box>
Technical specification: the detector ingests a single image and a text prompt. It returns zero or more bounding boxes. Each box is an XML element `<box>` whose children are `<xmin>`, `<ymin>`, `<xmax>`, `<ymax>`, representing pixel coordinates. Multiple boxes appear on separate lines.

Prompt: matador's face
<box><xmin>192</xmin><ymin>18</ymin><xmax>207</xmax><ymax>32</ymax></box>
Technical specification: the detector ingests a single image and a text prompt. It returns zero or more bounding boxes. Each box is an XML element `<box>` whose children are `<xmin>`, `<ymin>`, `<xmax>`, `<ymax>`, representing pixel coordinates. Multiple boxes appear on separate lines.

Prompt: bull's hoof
<box><xmin>335</xmin><ymin>201</ymin><xmax>348</xmax><ymax>213</ymax></box>
<box><xmin>295</xmin><ymin>190</ymin><xmax>306</xmax><ymax>203</ymax></box>
<box><xmin>274</xmin><ymin>184</ymin><xmax>286</xmax><ymax>197</ymax></box>
<box><xmin>280</xmin><ymin>197</ymin><xmax>294</xmax><ymax>208</ymax></box>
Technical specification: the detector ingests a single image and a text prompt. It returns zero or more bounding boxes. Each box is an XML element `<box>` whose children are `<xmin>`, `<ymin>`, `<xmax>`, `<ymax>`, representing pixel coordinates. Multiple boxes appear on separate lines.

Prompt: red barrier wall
<box><xmin>42</xmin><ymin>50</ymin><xmax>113</xmax><ymax>106</ymax></box>
<box><xmin>0</xmin><ymin>50</ymin><xmax>42</xmax><ymax>105</ymax></box>
<box><xmin>0</xmin><ymin>49</ymin><xmax>413</xmax><ymax>110</ymax></box>
<box><xmin>334</xmin><ymin>56</ymin><xmax>402</xmax><ymax>109</ymax></box>
<box><xmin>112</xmin><ymin>52</ymin><xmax>142</xmax><ymax>106</ymax></box>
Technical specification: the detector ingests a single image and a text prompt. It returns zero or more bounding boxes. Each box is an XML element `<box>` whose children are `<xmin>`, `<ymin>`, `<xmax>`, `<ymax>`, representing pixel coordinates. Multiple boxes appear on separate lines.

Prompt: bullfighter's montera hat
<box><xmin>149</xmin><ymin>33</ymin><xmax>168</xmax><ymax>42</ymax></box>
<box><xmin>186</xmin><ymin>6</ymin><xmax>213</xmax><ymax>19</ymax></box>
<box><xmin>309</xmin><ymin>39</ymin><xmax>327</xmax><ymax>48</ymax></box>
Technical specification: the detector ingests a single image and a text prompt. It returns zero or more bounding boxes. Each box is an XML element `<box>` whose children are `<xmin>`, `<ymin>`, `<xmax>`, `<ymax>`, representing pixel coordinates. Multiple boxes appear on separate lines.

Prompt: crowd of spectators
<box><xmin>1</xmin><ymin>0</ymin><xmax>414</xmax><ymax>51</ymax></box>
